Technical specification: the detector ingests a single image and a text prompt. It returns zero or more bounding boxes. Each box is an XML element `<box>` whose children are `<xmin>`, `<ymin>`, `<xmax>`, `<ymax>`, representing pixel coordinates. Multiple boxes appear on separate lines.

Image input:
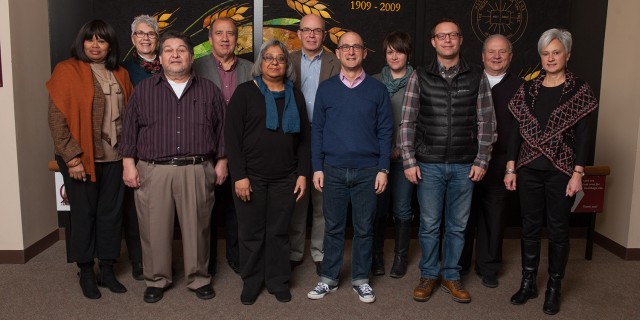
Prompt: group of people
<box><xmin>47</xmin><ymin>13</ymin><xmax>598</xmax><ymax>316</ymax></box>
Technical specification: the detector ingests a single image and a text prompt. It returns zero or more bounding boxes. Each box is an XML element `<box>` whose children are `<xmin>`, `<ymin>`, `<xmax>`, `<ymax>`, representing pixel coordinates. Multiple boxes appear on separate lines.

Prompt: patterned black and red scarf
<box><xmin>508</xmin><ymin>70</ymin><xmax>598</xmax><ymax>176</ymax></box>
<box><xmin>132</xmin><ymin>50</ymin><xmax>161</xmax><ymax>74</ymax></box>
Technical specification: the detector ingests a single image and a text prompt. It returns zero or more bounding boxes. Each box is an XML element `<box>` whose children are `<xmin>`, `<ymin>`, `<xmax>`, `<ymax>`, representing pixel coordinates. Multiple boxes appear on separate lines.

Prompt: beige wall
<box><xmin>0</xmin><ymin>0</ymin><xmax>57</xmax><ymax>252</ymax></box>
<box><xmin>0</xmin><ymin>0</ymin><xmax>24</xmax><ymax>250</ymax></box>
<box><xmin>595</xmin><ymin>0</ymin><xmax>640</xmax><ymax>249</ymax></box>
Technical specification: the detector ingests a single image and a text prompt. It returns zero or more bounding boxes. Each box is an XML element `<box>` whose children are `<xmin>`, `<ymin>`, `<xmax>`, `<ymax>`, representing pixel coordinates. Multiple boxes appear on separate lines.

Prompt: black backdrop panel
<box><xmin>422</xmin><ymin>0</ymin><xmax>572</xmax><ymax>79</ymax></box>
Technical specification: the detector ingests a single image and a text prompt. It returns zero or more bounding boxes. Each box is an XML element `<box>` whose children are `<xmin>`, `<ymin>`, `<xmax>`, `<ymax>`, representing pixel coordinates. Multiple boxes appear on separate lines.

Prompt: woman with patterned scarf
<box><xmin>122</xmin><ymin>14</ymin><xmax>162</xmax><ymax>86</ymax></box>
<box><xmin>505</xmin><ymin>28</ymin><xmax>598</xmax><ymax>315</ymax></box>
<box><xmin>371</xmin><ymin>31</ymin><xmax>415</xmax><ymax>279</ymax></box>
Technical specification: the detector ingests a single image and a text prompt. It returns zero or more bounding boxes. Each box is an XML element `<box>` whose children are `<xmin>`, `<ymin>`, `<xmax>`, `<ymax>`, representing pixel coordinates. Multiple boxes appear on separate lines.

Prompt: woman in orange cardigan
<box><xmin>47</xmin><ymin>20</ymin><xmax>133</xmax><ymax>299</ymax></box>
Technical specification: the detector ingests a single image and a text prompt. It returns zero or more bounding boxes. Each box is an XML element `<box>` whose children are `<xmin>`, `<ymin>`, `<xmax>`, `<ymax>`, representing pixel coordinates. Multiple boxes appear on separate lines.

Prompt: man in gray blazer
<box><xmin>288</xmin><ymin>13</ymin><xmax>341</xmax><ymax>276</ymax></box>
<box><xmin>193</xmin><ymin>17</ymin><xmax>253</xmax><ymax>276</ymax></box>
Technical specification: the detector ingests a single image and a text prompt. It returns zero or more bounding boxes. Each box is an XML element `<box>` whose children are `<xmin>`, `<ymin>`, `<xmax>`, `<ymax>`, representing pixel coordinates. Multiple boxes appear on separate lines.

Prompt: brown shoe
<box><xmin>413</xmin><ymin>277</ymin><xmax>439</xmax><ymax>302</ymax></box>
<box><xmin>440</xmin><ymin>279</ymin><xmax>471</xmax><ymax>303</ymax></box>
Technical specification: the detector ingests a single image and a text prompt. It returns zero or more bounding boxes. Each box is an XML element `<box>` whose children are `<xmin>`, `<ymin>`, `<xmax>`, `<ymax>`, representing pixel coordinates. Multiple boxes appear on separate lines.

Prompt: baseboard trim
<box><xmin>0</xmin><ymin>229</ymin><xmax>60</xmax><ymax>264</ymax></box>
<box><xmin>594</xmin><ymin>232</ymin><xmax>640</xmax><ymax>260</ymax></box>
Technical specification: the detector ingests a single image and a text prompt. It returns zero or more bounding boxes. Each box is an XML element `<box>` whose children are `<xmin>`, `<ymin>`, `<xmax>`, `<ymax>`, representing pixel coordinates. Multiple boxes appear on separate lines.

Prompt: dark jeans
<box><xmin>320</xmin><ymin>165</ymin><xmax>378</xmax><ymax>287</ymax></box>
<box><xmin>56</xmin><ymin>156</ymin><xmax>124</xmax><ymax>263</ymax></box>
<box><xmin>235</xmin><ymin>174</ymin><xmax>296</xmax><ymax>294</ymax></box>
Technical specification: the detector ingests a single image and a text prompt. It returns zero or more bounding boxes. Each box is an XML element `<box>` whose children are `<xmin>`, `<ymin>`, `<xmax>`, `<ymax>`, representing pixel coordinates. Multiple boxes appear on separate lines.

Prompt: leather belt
<box><xmin>150</xmin><ymin>156</ymin><xmax>209</xmax><ymax>166</ymax></box>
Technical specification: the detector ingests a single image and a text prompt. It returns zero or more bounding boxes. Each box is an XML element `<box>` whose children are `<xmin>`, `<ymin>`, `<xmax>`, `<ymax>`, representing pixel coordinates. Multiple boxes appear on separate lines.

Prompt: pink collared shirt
<box><xmin>339</xmin><ymin>69</ymin><xmax>366</xmax><ymax>88</ymax></box>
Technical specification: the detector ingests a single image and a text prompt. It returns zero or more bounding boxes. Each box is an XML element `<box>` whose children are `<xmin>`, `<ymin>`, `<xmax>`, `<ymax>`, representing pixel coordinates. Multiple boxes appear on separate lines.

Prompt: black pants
<box><xmin>56</xmin><ymin>156</ymin><xmax>124</xmax><ymax>263</ymax></box>
<box><xmin>518</xmin><ymin>167</ymin><xmax>572</xmax><ymax>248</ymax></box>
<box><xmin>460</xmin><ymin>174</ymin><xmax>510</xmax><ymax>276</ymax></box>
<box><xmin>122</xmin><ymin>186</ymin><xmax>142</xmax><ymax>264</ymax></box>
<box><xmin>209</xmin><ymin>178</ymin><xmax>239</xmax><ymax>272</ymax></box>
<box><xmin>235</xmin><ymin>174</ymin><xmax>296</xmax><ymax>294</ymax></box>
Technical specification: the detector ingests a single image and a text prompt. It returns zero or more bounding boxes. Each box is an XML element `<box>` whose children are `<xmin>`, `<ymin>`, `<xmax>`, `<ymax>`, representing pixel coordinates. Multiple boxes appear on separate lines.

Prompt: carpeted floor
<box><xmin>0</xmin><ymin>239</ymin><xmax>638</xmax><ymax>319</ymax></box>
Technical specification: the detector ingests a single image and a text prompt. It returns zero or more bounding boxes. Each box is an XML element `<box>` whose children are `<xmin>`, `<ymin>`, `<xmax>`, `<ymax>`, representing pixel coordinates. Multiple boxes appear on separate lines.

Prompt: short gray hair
<box><xmin>483</xmin><ymin>34</ymin><xmax>512</xmax><ymax>52</ymax></box>
<box><xmin>131</xmin><ymin>14</ymin><xmax>159</xmax><ymax>35</ymax></box>
<box><xmin>538</xmin><ymin>28</ymin><xmax>572</xmax><ymax>55</ymax></box>
<box><xmin>251</xmin><ymin>39</ymin><xmax>296</xmax><ymax>82</ymax></box>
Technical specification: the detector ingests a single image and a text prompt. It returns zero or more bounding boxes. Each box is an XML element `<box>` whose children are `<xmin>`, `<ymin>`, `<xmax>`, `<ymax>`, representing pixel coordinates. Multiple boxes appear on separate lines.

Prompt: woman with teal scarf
<box><xmin>225</xmin><ymin>39</ymin><xmax>310</xmax><ymax>305</ymax></box>
<box><xmin>371</xmin><ymin>31</ymin><xmax>415</xmax><ymax>279</ymax></box>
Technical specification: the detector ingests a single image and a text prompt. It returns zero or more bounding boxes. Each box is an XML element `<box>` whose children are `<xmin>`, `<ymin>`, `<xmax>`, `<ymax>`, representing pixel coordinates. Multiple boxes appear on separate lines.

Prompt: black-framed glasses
<box><xmin>133</xmin><ymin>30</ymin><xmax>158</xmax><ymax>39</ymax></box>
<box><xmin>433</xmin><ymin>32</ymin><xmax>461</xmax><ymax>41</ymax></box>
<box><xmin>338</xmin><ymin>44</ymin><xmax>365</xmax><ymax>52</ymax></box>
<box><xmin>263</xmin><ymin>55</ymin><xmax>287</xmax><ymax>64</ymax></box>
<box><xmin>300</xmin><ymin>28</ymin><xmax>324</xmax><ymax>35</ymax></box>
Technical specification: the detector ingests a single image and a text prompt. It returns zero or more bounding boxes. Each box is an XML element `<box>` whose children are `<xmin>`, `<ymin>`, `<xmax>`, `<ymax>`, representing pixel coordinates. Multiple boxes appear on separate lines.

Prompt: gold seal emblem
<box><xmin>471</xmin><ymin>0</ymin><xmax>528</xmax><ymax>43</ymax></box>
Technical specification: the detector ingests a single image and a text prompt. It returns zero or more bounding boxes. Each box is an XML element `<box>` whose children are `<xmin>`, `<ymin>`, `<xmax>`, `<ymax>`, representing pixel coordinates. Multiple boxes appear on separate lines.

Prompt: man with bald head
<box><xmin>306</xmin><ymin>31</ymin><xmax>393</xmax><ymax>303</ymax></box>
<box><xmin>459</xmin><ymin>34</ymin><xmax>523</xmax><ymax>288</ymax></box>
<box><xmin>288</xmin><ymin>13</ymin><xmax>341</xmax><ymax>276</ymax></box>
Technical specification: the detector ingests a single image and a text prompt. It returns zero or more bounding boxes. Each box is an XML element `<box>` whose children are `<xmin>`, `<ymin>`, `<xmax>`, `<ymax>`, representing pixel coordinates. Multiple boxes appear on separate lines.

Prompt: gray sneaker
<box><xmin>353</xmin><ymin>283</ymin><xmax>376</xmax><ymax>303</ymax></box>
<box><xmin>307</xmin><ymin>282</ymin><xmax>337</xmax><ymax>300</ymax></box>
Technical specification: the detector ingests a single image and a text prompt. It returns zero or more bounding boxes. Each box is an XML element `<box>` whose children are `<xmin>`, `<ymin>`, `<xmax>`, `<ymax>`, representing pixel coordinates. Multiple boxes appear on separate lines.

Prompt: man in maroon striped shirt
<box><xmin>120</xmin><ymin>30</ymin><xmax>227</xmax><ymax>303</ymax></box>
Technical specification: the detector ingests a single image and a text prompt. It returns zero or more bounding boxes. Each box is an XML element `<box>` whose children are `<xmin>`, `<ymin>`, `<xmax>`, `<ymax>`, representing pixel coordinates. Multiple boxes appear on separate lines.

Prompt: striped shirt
<box><xmin>119</xmin><ymin>73</ymin><xmax>226</xmax><ymax>161</ymax></box>
<box><xmin>399</xmin><ymin>65</ymin><xmax>496</xmax><ymax>169</ymax></box>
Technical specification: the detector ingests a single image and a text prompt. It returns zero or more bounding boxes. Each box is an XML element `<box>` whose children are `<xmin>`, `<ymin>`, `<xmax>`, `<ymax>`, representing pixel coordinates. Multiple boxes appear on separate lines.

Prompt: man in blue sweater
<box><xmin>306</xmin><ymin>31</ymin><xmax>393</xmax><ymax>304</ymax></box>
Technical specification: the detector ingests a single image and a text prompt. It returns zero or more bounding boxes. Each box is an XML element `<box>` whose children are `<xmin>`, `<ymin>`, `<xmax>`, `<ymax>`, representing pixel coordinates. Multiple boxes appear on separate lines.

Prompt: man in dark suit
<box><xmin>459</xmin><ymin>34</ymin><xmax>524</xmax><ymax>288</ymax></box>
<box><xmin>193</xmin><ymin>17</ymin><xmax>253</xmax><ymax>276</ymax></box>
<box><xmin>288</xmin><ymin>13</ymin><xmax>341</xmax><ymax>276</ymax></box>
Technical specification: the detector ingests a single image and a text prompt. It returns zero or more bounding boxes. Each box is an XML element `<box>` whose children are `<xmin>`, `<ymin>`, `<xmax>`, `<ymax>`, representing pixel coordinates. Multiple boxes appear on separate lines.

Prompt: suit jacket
<box><xmin>290</xmin><ymin>49</ymin><xmax>341</xmax><ymax>89</ymax></box>
<box><xmin>192</xmin><ymin>54</ymin><xmax>253</xmax><ymax>89</ymax></box>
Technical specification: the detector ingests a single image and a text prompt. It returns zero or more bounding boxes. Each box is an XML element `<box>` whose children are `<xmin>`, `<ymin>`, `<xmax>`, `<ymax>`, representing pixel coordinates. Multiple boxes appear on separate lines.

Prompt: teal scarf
<box><xmin>255</xmin><ymin>76</ymin><xmax>300</xmax><ymax>133</ymax></box>
<box><xmin>380</xmin><ymin>65</ymin><xmax>414</xmax><ymax>95</ymax></box>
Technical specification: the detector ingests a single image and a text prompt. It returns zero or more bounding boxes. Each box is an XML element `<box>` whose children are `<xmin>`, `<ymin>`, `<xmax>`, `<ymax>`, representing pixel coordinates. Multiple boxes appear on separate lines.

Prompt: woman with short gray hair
<box><xmin>225</xmin><ymin>39</ymin><xmax>310</xmax><ymax>305</ymax></box>
<box><xmin>122</xmin><ymin>14</ymin><xmax>161</xmax><ymax>86</ymax></box>
<box><xmin>505</xmin><ymin>28</ymin><xmax>598</xmax><ymax>315</ymax></box>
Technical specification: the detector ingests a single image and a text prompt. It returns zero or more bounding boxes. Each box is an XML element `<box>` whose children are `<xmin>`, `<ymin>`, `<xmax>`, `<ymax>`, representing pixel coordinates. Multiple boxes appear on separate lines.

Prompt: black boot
<box><xmin>510</xmin><ymin>240</ymin><xmax>540</xmax><ymax>305</ymax></box>
<box><xmin>78</xmin><ymin>261</ymin><xmax>101</xmax><ymax>299</ymax></box>
<box><xmin>543</xmin><ymin>242</ymin><xmax>569</xmax><ymax>315</ymax></box>
<box><xmin>97</xmin><ymin>260</ymin><xmax>127</xmax><ymax>293</ymax></box>
<box><xmin>390</xmin><ymin>219</ymin><xmax>411</xmax><ymax>278</ymax></box>
<box><xmin>371</xmin><ymin>215</ymin><xmax>386</xmax><ymax>276</ymax></box>
<box><xmin>543</xmin><ymin>275</ymin><xmax>562</xmax><ymax>315</ymax></box>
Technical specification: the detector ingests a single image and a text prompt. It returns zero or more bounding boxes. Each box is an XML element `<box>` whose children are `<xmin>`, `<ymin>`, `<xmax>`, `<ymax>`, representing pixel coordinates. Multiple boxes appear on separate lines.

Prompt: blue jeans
<box><xmin>417</xmin><ymin>162</ymin><xmax>474</xmax><ymax>280</ymax></box>
<box><xmin>320</xmin><ymin>164</ymin><xmax>378</xmax><ymax>286</ymax></box>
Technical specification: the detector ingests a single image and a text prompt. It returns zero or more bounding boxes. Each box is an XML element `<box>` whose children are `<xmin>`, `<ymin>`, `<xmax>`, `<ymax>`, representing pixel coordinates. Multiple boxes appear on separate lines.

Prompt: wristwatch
<box><xmin>379</xmin><ymin>169</ymin><xmax>390</xmax><ymax>174</ymax></box>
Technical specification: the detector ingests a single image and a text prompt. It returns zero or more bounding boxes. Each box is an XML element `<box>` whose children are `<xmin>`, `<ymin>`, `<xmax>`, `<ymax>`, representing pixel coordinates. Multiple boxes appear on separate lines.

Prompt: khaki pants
<box><xmin>135</xmin><ymin>160</ymin><xmax>216</xmax><ymax>289</ymax></box>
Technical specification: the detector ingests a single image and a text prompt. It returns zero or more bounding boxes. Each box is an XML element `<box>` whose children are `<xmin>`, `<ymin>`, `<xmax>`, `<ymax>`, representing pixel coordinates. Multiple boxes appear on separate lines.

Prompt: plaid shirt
<box><xmin>399</xmin><ymin>65</ymin><xmax>496</xmax><ymax>170</ymax></box>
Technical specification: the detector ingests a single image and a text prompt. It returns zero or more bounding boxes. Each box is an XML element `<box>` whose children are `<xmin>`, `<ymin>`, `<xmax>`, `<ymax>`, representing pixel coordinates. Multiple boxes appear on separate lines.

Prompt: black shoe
<box><xmin>228</xmin><ymin>260</ymin><xmax>240</xmax><ymax>274</ymax></box>
<box><xmin>193</xmin><ymin>284</ymin><xmax>216</xmax><ymax>300</ymax></box>
<box><xmin>131</xmin><ymin>262</ymin><xmax>144</xmax><ymax>281</ymax></box>
<box><xmin>97</xmin><ymin>273</ymin><xmax>127</xmax><ymax>293</ymax></box>
<box><xmin>314</xmin><ymin>261</ymin><xmax>322</xmax><ymax>277</ymax></box>
<box><xmin>241</xmin><ymin>293</ymin><xmax>257</xmax><ymax>305</ymax></box>
<box><xmin>481</xmin><ymin>274</ymin><xmax>499</xmax><ymax>288</ymax></box>
<box><xmin>275</xmin><ymin>290</ymin><xmax>292</xmax><ymax>302</ymax></box>
<box><xmin>97</xmin><ymin>261</ymin><xmax>127</xmax><ymax>293</ymax></box>
<box><xmin>144</xmin><ymin>287</ymin><xmax>164</xmax><ymax>303</ymax></box>
<box><xmin>78</xmin><ymin>270</ymin><xmax>101</xmax><ymax>299</ymax></box>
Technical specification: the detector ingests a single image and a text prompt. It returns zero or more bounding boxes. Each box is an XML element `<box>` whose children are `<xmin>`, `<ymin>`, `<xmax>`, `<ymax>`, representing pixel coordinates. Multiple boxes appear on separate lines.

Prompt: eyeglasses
<box><xmin>263</xmin><ymin>55</ymin><xmax>287</xmax><ymax>64</ymax></box>
<box><xmin>133</xmin><ymin>31</ymin><xmax>158</xmax><ymax>39</ymax></box>
<box><xmin>433</xmin><ymin>32</ymin><xmax>461</xmax><ymax>41</ymax></box>
<box><xmin>300</xmin><ymin>28</ymin><xmax>324</xmax><ymax>35</ymax></box>
<box><xmin>338</xmin><ymin>44</ymin><xmax>365</xmax><ymax>52</ymax></box>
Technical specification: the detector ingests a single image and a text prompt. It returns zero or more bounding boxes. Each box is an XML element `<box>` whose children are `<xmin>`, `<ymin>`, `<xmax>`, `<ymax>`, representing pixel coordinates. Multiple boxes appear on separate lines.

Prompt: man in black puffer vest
<box><xmin>399</xmin><ymin>18</ymin><xmax>496</xmax><ymax>304</ymax></box>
